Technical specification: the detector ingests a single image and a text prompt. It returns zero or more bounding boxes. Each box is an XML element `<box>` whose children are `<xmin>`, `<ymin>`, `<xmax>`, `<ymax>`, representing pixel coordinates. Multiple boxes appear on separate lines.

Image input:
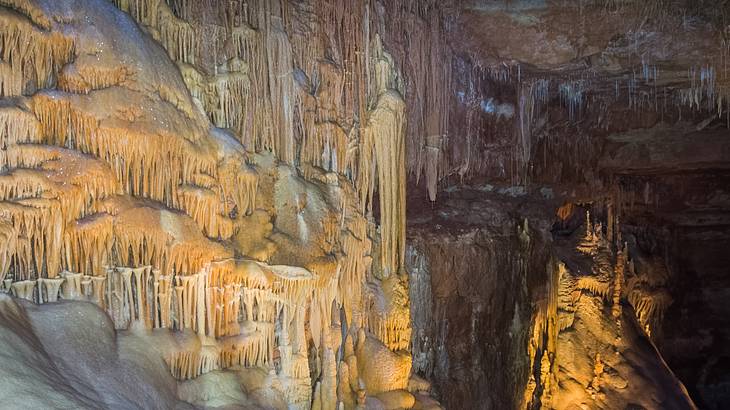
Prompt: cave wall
<box><xmin>407</xmin><ymin>191</ymin><xmax>555</xmax><ymax>409</ymax></box>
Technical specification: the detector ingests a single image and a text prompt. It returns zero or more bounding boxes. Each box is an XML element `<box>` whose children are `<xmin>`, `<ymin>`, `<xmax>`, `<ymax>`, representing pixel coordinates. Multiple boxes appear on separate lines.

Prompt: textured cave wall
<box><xmin>399</xmin><ymin>0</ymin><xmax>730</xmax><ymax>202</ymax></box>
<box><xmin>397</xmin><ymin>1</ymin><xmax>730</xmax><ymax>407</ymax></box>
<box><xmin>432</xmin><ymin>3</ymin><xmax>730</xmax><ymax>405</ymax></box>
<box><xmin>663</xmin><ymin>226</ymin><xmax>730</xmax><ymax>408</ymax></box>
<box><xmin>406</xmin><ymin>191</ymin><xmax>554</xmax><ymax>409</ymax></box>
<box><xmin>615</xmin><ymin>171</ymin><xmax>730</xmax><ymax>409</ymax></box>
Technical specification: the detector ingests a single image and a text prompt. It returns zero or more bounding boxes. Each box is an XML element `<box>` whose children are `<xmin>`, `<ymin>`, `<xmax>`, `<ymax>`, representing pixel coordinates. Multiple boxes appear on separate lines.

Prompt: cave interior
<box><xmin>0</xmin><ymin>0</ymin><xmax>728</xmax><ymax>409</ymax></box>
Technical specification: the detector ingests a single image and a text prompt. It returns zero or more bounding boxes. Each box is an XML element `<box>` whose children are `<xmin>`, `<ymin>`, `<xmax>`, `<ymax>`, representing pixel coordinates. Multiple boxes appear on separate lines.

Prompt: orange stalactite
<box><xmin>0</xmin><ymin>7</ymin><xmax>74</xmax><ymax>97</ymax></box>
<box><xmin>0</xmin><ymin>106</ymin><xmax>43</xmax><ymax>157</ymax></box>
<box><xmin>57</xmin><ymin>64</ymin><xmax>131</xmax><ymax>94</ymax></box>
<box><xmin>0</xmin><ymin>218</ymin><xmax>18</xmax><ymax>283</ymax></box>
<box><xmin>557</xmin><ymin>202</ymin><xmax>575</xmax><ymax>221</ymax></box>
<box><xmin>157</xmin><ymin>2</ymin><xmax>197</xmax><ymax>64</ymax></box>
<box><xmin>63</xmin><ymin>213</ymin><xmax>114</xmax><ymax>277</ymax></box>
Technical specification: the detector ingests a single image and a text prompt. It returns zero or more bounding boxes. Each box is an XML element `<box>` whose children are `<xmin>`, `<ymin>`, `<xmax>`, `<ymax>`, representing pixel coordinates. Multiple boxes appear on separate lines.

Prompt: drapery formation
<box><xmin>0</xmin><ymin>2</ymin><xmax>416</xmax><ymax>407</ymax></box>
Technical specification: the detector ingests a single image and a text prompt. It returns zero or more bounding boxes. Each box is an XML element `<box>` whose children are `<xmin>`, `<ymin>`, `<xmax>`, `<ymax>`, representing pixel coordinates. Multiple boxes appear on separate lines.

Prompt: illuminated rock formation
<box><xmin>0</xmin><ymin>0</ymin><xmax>426</xmax><ymax>408</ymax></box>
<box><xmin>543</xmin><ymin>219</ymin><xmax>696</xmax><ymax>409</ymax></box>
<box><xmin>2</xmin><ymin>0</ymin><xmax>729</xmax><ymax>408</ymax></box>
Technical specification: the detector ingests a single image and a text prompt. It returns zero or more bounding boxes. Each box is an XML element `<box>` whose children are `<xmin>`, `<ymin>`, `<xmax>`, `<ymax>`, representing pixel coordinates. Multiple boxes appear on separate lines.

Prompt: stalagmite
<box><xmin>60</xmin><ymin>271</ymin><xmax>83</xmax><ymax>300</ymax></box>
<box><xmin>424</xmin><ymin>135</ymin><xmax>441</xmax><ymax>202</ymax></box>
<box><xmin>11</xmin><ymin>280</ymin><xmax>35</xmax><ymax>301</ymax></box>
<box><xmin>38</xmin><ymin>277</ymin><xmax>63</xmax><ymax>303</ymax></box>
<box><xmin>612</xmin><ymin>244</ymin><xmax>626</xmax><ymax>318</ymax></box>
<box><xmin>90</xmin><ymin>275</ymin><xmax>106</xmax><ymax>307</ymax></box>
<box><xmin>119</xmin><ymin>267</ymin><xmax>135</xmax><ymax>325</ymax></box>
<box><xmin>158</xmin><ymin>273</ymin><xmax>173</xmax><ymax>328</ymax></box>
<box><xmin>132</xmin><ymin>266</ymin><xmax>151</xmax><ymax>325</ymax></box>
<box><xmin>320</xmin><ymin>326</ymin><xmax>339</xmax><ymax>410</ymax></box>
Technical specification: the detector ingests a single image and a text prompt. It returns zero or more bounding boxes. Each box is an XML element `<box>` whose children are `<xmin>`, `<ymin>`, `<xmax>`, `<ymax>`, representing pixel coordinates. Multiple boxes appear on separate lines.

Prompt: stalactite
<box><xmin>0</xmin><ymin>7</ymin><xmax>74</xmax><ymax>97</ymax></box>
<box><xmin>217</xmin><ymin>159</ymin><xmax>258</xmax><ymax>218</ymax></box>
<box><xmin>266</xmin><ymin>264</ymin><xmax>316</xmax><ymax>308</ymax></box>
<box><xmin>0</xmin><ymin>218</ymin><xmax>18</xmax><ymax>283</ymax></box>
<box><xmin>131</xmin><ymin>266</ymin><xmax>151</xmax><ymax>326</ymax></box>
<box><xmin>0</xmin><ymin>198</ymin><xmax>63</xmax><ymax>279</ymax></box>
<box><xmin>367</xmin><ymin>313</ymin><xmax>412</xmax><ymax>352</ymax></box>
<box><xmin>353</xmin><ymin>37</ymin><xmax>408</xmax><ymax>277</ymax></box>
<box><xmin>178</xmin><ymin>62</ymin><xmax>207</xmax><ymax>108</ymax></box>
<box><xmin>575</xmin><ymin>276</ymin><xmax>611</xmax><ymax>300</ymax></box>
<box><xmin>310</xmin><ymin>263</ymin><xmax>338</xmax><ymax>350</ymax></box>
<box><xmin>119</xmin><ymin>0</ymin><xmax>159</xmax><ymax>28</ymax></box>
<box><xmin>306</xmin><ymin>0</ymin><xmax>368</xmax><ymax>129</ymax></box>
<box><xmin>340</xmin><ymin>216</ymin><xmax>371</xmax><ymax>323</ymax></box>
<box><xmin>58</xmin><ymin>65</ymin><xmax>130</xmax><ymax>94</ymax></box>
<box><xmin>367</xmin><ymin>275</ymin><xmax>412</xmax><ymax>351</ymax></box>
<box><xmin>266</xmin><ymin>17</ymin><xmax>297</xmax><ymax>164</ymax></box>
<box><xmin>627</xmin><ymin>286</ymin><xmax>672</xmax><ymax>333</ymax></box>
<box><xmin>31</xmin><ymin>93</ymin><xmax>219</xmax><ymax>211</ymax></box>
<box><xmin>518</xmin><ymin>79</ymin><xmax>550</xmax><ymax>184</ymax></box>
<box><xmin>218</xmin><ymin>330</ymin><xmax>270</xmax><ymax>369</ymax></box>
<box><xmin>156</xmin><ymin>272</ymin><xmax>173</xmax><ymax>328</ymax></box>
<box><xmin>230</xmin><ymin>24</ymin><xmax>273</xmax><ymax>153</ymax></box>
<box><xmin>102</xmin><ymin>197</ymin><xmax>233</xmax><ymax>276</ymax></box>
<box><xmin>0</xmin><ymin>106</ymin><xmax>42</xmax><ymax>169</ymax></box>
<box><xmin>362</xmin><ymin>102</ymin><xmax>406</xmax><ymax>275</ymax></box>
<box><xmin>157</xmin><ymin>1</ymin><xmax>197</xmax><ymax>64</ymax></box>
<box><xmin>0</xmin><ymin>2</ymin><xmax>432</xmax><ymax>404</ymax></box>
<box><xmin>557</xmin><ymin>263</ymin><xmax>578</xmax><ymax>332</ymax></box>
<box><xmin>64</xmin><ymin>213</ymin><xmax>114</xmax><ymax>277</ymax></box>
<box><xmin>301</xmin><ymin>122</ymin><xmax>349</xmax><ymax>177</ymax></box>
<box><xmin>209</xmin><ymin>64</ymin><xmax>250</xmax><ymax>135</ymax></box>
<box><xmin>175</xmin><ymin>185</ymin><xmax>233</xmax><ymax>240</ymax></box>
<box><xmin>559</xmin><ymin>80</ymin><xmax>584</xmax><ymax>121</ymax></box>
<box><xmin>403</xmin><ymin>8</ymin><xmax>451</xmax><ymax>201</ymax></box>
<box><xmin>89</xmin><ymin>275</ymin><xmax>106</xmax><ymax>307</ymax></box>
<box><xmin>374</xmin><ymin>1</ymin><xmax>453</xmax><ymax>201</ymax></box>
<box><xmin>4</xmin><ymin>145</ymin><xmax>120</xmax><ymax>220</ymax></box>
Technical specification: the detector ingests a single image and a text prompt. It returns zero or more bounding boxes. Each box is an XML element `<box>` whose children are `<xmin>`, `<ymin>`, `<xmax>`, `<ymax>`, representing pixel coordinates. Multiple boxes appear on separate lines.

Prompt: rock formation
<box><xmin>1</xmin><ymin>0</ymin><xmax>729</xmax><ymax>409</ymax></box>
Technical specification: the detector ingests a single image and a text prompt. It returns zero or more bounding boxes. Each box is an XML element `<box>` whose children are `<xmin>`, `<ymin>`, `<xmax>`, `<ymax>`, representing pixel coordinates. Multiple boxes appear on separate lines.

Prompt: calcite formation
<box><xmin>0</xmin><ymin>0</ymin><xmax>424</xmax><ymax>408</ymax></box>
